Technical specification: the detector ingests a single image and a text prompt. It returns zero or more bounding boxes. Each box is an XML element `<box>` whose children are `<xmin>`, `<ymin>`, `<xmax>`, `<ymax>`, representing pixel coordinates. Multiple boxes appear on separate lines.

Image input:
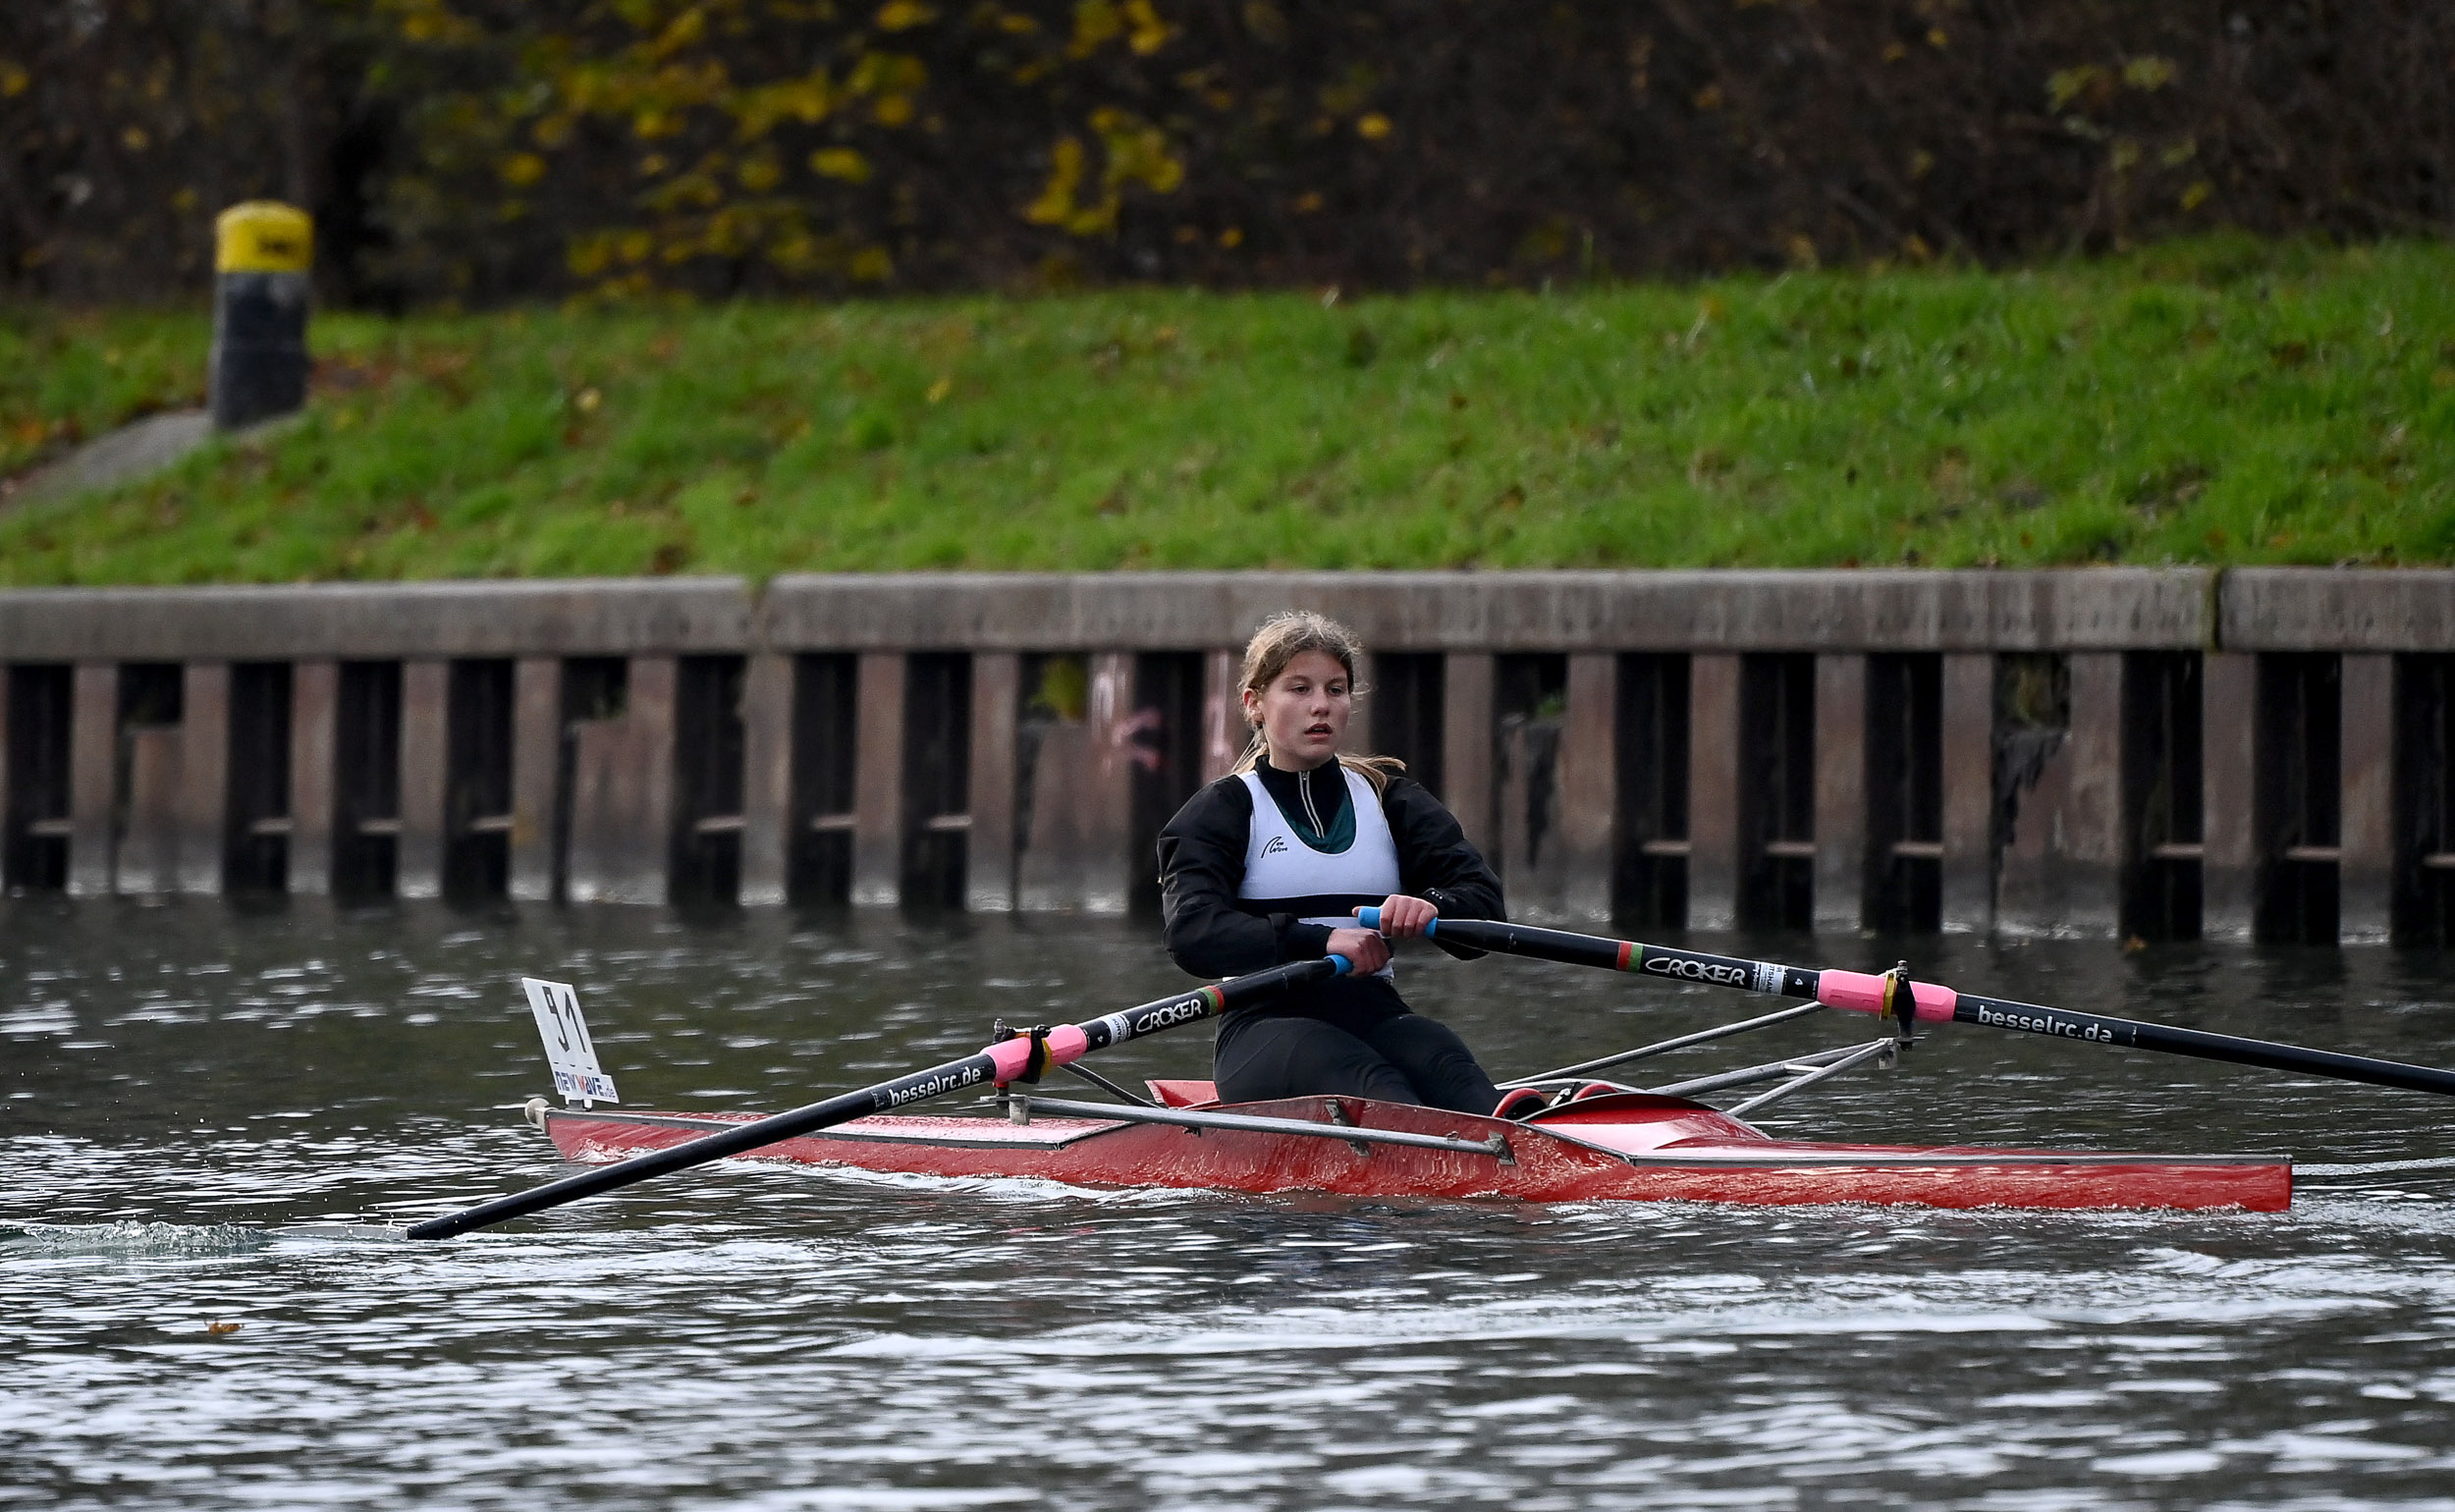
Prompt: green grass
<box><xmin>4</xmin><ymin>236</ymin><xmax>2451</xmax><ymax>585</ymax></box>
<box><xmin>0</xmin><ymin>308</ymin><xmax>211</xmax><ymax>480</ymax></box>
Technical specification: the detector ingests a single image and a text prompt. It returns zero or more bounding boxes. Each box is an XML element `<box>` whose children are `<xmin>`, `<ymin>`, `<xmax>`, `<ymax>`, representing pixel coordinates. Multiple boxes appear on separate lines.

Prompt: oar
<box><xmin>1355</xmin><ymin>908</ymin><xmax>2455</xmax><ymax>1100</ymax></box>
<box><xmin>406</xmin><ymin>954</ymin><xmax>1352</xmax><ymax>1241</ymax></box>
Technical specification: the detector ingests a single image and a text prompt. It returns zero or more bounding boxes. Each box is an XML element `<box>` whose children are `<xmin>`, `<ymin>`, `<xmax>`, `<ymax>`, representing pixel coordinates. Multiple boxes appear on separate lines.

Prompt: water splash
<box><xmin>0</xmin><ymin>1220</ymin><xmax>273</xmax><ymax>1259</ymax></box>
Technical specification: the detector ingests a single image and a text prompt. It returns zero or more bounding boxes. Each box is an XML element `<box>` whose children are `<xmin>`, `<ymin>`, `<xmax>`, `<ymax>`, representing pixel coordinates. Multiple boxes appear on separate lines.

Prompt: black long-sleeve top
<box><xmin>1157</xmin><ymin>764</ymin><xmax>1506</xmax><ymax>980</ymax></box>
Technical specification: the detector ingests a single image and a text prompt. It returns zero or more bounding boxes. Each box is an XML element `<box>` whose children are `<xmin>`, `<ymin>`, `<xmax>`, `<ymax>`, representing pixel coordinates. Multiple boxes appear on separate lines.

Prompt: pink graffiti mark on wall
<box><xmin>1110</xmin><ymin>706</ymin><xmax>1167</xmax><ymax>772</ymax></box>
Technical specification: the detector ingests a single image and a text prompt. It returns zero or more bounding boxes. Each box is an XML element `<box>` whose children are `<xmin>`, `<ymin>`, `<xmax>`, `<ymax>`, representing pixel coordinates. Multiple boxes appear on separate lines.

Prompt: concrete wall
<box><xmin>0</xmin><ymin>568</ymin><xmax>2210</xmax><ymax>662</ymax></box>
<box><xmin>4</xmin><ymin>568</ymin><xmax>2452</xmax><ymax>945</ymax></box>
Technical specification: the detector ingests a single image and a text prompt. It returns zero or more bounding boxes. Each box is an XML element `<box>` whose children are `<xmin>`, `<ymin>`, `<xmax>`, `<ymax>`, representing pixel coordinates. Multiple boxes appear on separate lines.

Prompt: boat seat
<box><xmin>1145</xmin><ymin>1079</ymin><xmax>1220</xmax><ymax>1108</ymax></box>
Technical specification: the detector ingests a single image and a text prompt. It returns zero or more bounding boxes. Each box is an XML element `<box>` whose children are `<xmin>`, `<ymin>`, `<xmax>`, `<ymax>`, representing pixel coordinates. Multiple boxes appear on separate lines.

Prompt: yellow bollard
<box><xmin>209</xmin><ymin>201</ymin><xmax>313</xmax><ymax>430</ymax></box>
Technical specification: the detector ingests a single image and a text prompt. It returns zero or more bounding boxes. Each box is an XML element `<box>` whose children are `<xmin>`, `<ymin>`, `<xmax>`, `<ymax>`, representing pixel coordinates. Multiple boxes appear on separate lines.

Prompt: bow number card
<box><xmin>524</xmin><ymin>977</ymin><xmax>620</xmax><ymax>1107</ymax></box>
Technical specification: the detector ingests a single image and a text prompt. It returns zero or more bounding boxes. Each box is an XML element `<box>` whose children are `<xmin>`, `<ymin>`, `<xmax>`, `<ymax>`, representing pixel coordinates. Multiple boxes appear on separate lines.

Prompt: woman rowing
<box><xmin>1157</xmin><ymin>612</ymin><xmax>1550</xmax><ymax>1119</ymax></box>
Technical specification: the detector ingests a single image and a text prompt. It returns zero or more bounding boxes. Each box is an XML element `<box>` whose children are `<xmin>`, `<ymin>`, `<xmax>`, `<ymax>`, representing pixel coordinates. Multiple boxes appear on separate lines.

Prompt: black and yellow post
<box><xmin>209</xmin><ymin>202</ymin><xmax>312</xmax><ymax>431</ymax></box>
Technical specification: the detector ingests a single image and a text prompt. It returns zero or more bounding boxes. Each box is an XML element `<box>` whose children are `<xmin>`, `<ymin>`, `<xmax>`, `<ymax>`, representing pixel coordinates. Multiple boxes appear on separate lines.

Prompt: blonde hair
<box><xmin>1228</xmin><ymin>611</ymin><xmax>1404</xmax><ymax>794</ymax></box>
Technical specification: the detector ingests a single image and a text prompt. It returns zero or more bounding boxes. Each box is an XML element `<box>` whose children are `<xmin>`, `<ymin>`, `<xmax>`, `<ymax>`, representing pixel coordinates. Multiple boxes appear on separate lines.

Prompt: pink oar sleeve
<box><xmin>984</xmin><ymin>1037</ymin><xmax>1036</xmax><ymax>1082</ymax></box>
<box><xmin>984</xmin><ymin>1024</ymin><xmax>1093</xmax><ymax>1083</ymax></box>
<box><xmin>1816</xmin><ymin>969</ymin><xmax>1957</xmax><ymax>1022</ymax></box>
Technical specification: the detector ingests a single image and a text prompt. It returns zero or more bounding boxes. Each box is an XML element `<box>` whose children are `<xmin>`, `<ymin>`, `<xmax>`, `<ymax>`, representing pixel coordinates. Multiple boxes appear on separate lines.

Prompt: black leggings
<box><xmin>1214</xmin><ymin>1009</ymin><xmax>1501</xmax><ymax>1116</ymax></box>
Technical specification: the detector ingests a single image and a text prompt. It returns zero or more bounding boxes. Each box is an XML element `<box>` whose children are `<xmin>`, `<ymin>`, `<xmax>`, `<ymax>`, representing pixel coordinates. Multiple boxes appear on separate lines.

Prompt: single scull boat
<box><xmin>528</xmin><ymin>1082</ymin><xmax>2290</xmax><ymax>1213</ymax></box>
<box><xmin>408</xmin><ymin>920</ymin><xmax>2454</xmax><ymax>1237</ymax></box>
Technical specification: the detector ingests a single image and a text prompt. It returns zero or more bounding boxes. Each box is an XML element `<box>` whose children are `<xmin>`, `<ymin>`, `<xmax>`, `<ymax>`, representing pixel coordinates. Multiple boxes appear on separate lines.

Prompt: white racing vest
<box><xmin>1235</xmin><ymin>766</ymin><xmax>1401</xmax><ymax>980</ymax></box>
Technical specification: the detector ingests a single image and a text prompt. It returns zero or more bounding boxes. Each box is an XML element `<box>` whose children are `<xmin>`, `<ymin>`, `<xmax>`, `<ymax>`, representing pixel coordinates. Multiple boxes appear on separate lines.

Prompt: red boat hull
<box><xmin>538</xmin><ymin>1091</ymin><xmax>2290</xmax><ymax>1213</ymax></box>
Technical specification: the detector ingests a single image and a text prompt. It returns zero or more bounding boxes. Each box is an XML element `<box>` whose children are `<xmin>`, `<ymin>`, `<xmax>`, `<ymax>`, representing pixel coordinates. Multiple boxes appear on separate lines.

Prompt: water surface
<box><xmin>7</xmin><ymin>900</ymin><xmax>2455</xmax><ymax>1509</ymax></box>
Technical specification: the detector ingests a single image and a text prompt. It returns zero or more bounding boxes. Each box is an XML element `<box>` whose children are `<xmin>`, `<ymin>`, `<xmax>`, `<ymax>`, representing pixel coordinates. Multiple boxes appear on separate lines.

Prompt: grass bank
<box><xmin>3</xmin><ymin>237</ymin><xmax>2450</xmax><ymax>585</ymax></box>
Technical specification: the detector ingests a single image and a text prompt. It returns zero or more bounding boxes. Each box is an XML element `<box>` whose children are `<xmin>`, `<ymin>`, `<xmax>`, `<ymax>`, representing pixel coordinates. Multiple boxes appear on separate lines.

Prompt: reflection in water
<box><xmin>6</xmin><ymin>897</ymin><xmax>2455</xmax><ymax>1509</ymax></box>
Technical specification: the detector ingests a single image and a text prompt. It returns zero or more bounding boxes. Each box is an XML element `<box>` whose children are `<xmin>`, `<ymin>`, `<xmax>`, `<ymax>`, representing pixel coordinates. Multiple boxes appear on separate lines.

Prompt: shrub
<box><xmin>3</xmin><ymin>1</ymin><xmax>2448</xmax><ymax>305</ymax></box>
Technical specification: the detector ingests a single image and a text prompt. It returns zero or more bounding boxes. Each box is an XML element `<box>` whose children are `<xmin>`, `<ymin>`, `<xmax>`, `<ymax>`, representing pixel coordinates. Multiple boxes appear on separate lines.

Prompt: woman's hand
<box><xmin>1324</xmin><ymin>927</ymin><xmax>1391</xmax><ymax>975</ymax></box>
<box><xmin>1366</xmin><ymin>894</ymin><xmax>1440</xmax><ymax>940</ymax></box>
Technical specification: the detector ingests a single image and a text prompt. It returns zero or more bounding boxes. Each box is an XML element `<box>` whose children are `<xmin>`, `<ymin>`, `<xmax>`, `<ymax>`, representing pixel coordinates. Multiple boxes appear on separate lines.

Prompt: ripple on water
<box><xmin>9</xmin><ymin>907</ymin><xmax>2455</xmax><ymax>1510</ymax></box>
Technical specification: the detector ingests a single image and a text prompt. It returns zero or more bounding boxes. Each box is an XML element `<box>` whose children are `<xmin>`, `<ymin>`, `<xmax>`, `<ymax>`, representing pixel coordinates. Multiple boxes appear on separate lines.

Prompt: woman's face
<box><xmin>1245</xmin><ymin>649</ymin><xmax>1350</xmax><ymax>771</ymax></box>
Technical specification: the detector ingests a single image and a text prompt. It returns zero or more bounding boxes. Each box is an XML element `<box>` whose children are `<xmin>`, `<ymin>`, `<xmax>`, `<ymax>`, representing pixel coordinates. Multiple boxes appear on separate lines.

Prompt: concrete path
<box><xmin>2</xmin><ymin>409</ymin><xmax>212</xmax><ymax>513</ymax></box>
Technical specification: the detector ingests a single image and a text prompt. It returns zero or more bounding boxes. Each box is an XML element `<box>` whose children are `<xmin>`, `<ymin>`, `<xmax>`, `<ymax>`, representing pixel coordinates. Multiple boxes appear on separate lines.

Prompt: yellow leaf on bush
<box><xmin>1124</xmin><ymin>0</ymin><xmax>1173</xmax><ymax>54</ymax></box>
<box><xmin>849</xmin><ymin>52</ymin><xmax>928</xmax><ymax>99</ymax></box>
<box><xmin>2180</xmin><ymin>180</ymin><xmax>2212</xmax><ymax>212</ymax></box>
<box><xmin>1091</xmin><ymin>108</ymin><xmax>1185</xmax><ymax>195</ymax></box>
<box><xmin>811</xmin><ymin>147</ymin><xmax>873</xmax><ymax>183</ymax></box>
<box><xmin>2123</xmin><ymin>55</ymin><xmax>2176</xmax><ymax>90</ymax></box>
<box><xmin>1241</xmin><ymin>0</ymin><xmax>1286</xmax><ymax>46</ymax></box>
<box><xmin>737</xmin><ymin>151</ymin><xmax>782</xmax><ymax>190</ymax></box>
<box><xmin>1070</xmin><ymin>0</ymin><xmax>1122</xmax><ymax>57</ymax></box>
<box><xmin>849</xmin><ymin>245</ymin><xmax>894</xmax><ymax>281</ymax></box>
<box><xmin>768</xmin><ymin>232</ymin><xmax>818</xmax><ymax>273</ymax></box>
<box><xmin>2046</xmin><ymin>65</ymin><xmax>2104</xmax><ymax>111</ymax></box>
<box><xmin>567</xmin><ymin>233</ymin><xmax>616</xmax><ymax>277</ymax></box>
<box><xmin>1026</xmin><ymin>136</ymin><xmax>1087</xmax><ymax>225</ymax></box>
<box><xmin>500</xmin><ymin>151</ymin><xmax>548</xmax><ymax>187</ymax></box>
<box><xmin>731</xmin><ymin>75</ymin><xmax>832</xmax><ymax>139</ymax></box>
<box><xmin>877</xmin><ymin>1</ymin><xmax>937</xmax><ymax>29</ymax></box>
<box><xmin>651</xmin><ymin>7</ymin><xmax>707</xmax><ymax>59</ymax></box>
<box><xmin>1356</xmin><ymin>113</ymin><xmax>1391</xmax><ymax>141</ymax></box>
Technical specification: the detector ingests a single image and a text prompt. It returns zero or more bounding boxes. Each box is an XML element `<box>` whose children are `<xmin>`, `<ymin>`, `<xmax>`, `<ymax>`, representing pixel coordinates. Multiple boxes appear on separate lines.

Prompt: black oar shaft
<box><xmin>406</xmin><ymin>1056</ymin><xmax>992</xmax><ymax>1241</ymax></box>
<box><xmin>1949</xmin><ymin>992</ymin><xmax>2455</xmax><ymax>1098</ymax></box>
<box><xmin>407</xmin><ymin>956</ymin><xmax>1344</xmax><ymax>1241</ymax></box>
<box><xmin>1384</xmin><ymin>911</ymin><xmax>2455</xmax><ymax>1101</ymax></box>
<box><xmin>1374</xmin><ymin>912</ymin><xmax>1821</xmax><ymax>1001</ymax></box>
